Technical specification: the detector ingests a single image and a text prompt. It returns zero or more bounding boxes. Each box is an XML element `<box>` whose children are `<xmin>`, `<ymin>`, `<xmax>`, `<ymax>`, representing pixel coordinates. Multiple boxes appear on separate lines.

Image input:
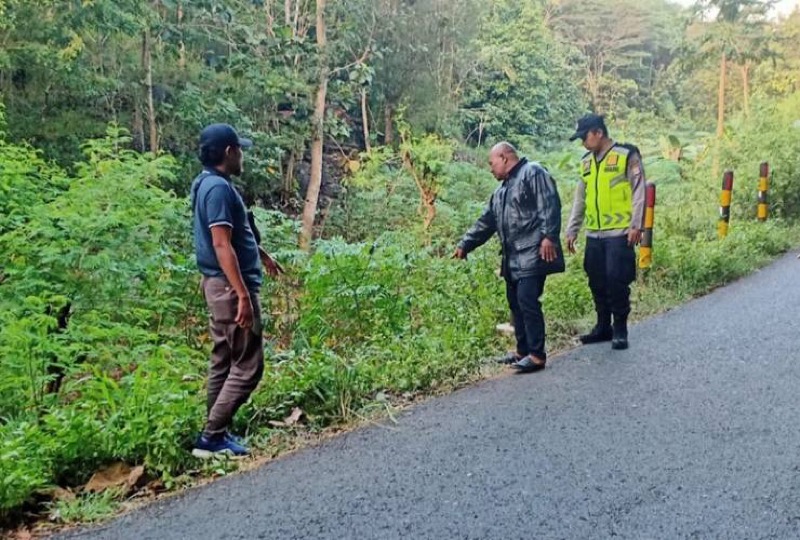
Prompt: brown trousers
<box><xmin>201</xmin><ymin>276</ymin><xmax>264</xmax><ymax>438</ymax></box>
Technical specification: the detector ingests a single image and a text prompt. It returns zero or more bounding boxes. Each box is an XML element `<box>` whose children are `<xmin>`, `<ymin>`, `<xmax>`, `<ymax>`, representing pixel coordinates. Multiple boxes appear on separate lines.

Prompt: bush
<box><xmin>718</xmin><ymin>94</ymin><xmax>800</xmax><ymax>219</ymax></box>
<box><xmin>0</xmin><ymin>129</ymin><xmax>207</xmax><ymax>519</ymax></box>
<box><xmin>1</xmin><ymin>422</ymin><xmax>53</xmax><ymax>512</ymax></box>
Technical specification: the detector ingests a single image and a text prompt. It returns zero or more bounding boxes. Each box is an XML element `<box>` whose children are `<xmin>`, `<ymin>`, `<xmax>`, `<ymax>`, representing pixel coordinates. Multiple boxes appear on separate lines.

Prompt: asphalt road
<box><xmin>60</xmin><ymin>251</ymin><xmax>800</xmax><ymax>540</ymax></box>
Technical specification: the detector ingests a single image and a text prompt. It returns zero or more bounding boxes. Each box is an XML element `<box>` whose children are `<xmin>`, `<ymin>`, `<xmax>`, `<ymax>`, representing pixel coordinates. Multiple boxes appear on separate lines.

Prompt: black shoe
<box><xmin>612</xmin><ymin>320</ymin><xmax>628</xmax><ymax>350</ymax></box>
<box><xmin>496</xmin><ymin>352</ymin><xmax>523</xmax><ymax>365</ymax></box>
<box><xmin>579</xmin><ymin>326</ymin><xmax>613</xmax><ymax>344</ymax></box>
<box><xmin>511</xmin><ymin>356</ymin><xmax>546</xmax><ymax>373</ymax></box>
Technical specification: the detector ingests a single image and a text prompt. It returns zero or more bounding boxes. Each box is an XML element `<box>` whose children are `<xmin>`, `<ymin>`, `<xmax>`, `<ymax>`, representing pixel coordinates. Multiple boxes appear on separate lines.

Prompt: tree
<box><xmin>399</xmin><ymin>128</ymin><xmax>454</xmax><ymax>236</ymax></box>
<box><xmin>757</xmin><ymin>8</ymin><xmax>800</xmax><ymax>97</ymax></box>
<box><xmin>730</xmin><ymin>19</ymin><xmax>776</xmax><ymax>115</ymax></box>
<box><xmin>689</xmin><ymin>0</ymin><xmax>773</xmax><ymax>178</ymax></box>
<box><xmin>548</xmin><ymin>0</ymin><xmax>650</xmax><ymax>112</ymax></box>
<box><xmin>299</xmin><ymin>0</ymin><xmax>328</xmax><ymax>250</ymax></box>
<box><xmin>0</xmin><ymin>0</ymin><xmax>150</xmax><ymax>160</ymax></box>
<box><xmin>143</xmin><ymin>23</ymin><xmax>158</xmax><ymax>154</ymax></box>
<box><xmin>460</xmin><ymin>0</ymin><xmax>585</xmax><ymax>148</ymax></box>
<box><xmin>692</xmin><ymin>0</ymin><xmax>773</xmax><ymax>135</ymax></box>
<box><xmin>368</xmin><ymin>0</ymin><xmax>486</xmax><ymax>138</ymax></box>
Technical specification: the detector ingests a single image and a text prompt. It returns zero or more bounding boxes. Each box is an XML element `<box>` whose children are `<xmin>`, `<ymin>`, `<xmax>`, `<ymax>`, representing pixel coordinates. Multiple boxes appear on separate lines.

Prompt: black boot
<box><xmin>611</xmin><ymin>317</ymin><xmax>628</xmax><ymax>350</ymax></box>
<box><xmin>579</xmin><ymin>307</ymin><xmax>612</xmax><ymax>344</ymax></box>
<box><xmin>579</xmin><ymin>325</ymin><xmax>613</xmax><ymax>344</ymax></box>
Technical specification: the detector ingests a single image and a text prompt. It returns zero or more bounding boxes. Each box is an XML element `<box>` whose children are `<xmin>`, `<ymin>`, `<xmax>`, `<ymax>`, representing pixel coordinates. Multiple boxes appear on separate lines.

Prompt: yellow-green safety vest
<box><xmin>580</xmin><ymin>145</ymin><xmax>632</xmax><ymax>230</ymax></box>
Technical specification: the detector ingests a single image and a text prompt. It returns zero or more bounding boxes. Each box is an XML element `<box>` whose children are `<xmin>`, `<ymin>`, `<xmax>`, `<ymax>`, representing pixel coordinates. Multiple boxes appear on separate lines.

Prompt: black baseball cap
<box><xmin>199</xmin><ymin>123</ymin><xmax>253</xmax><ymax>151</ymax></box>
<box><xmin>569</xmin><ymin>114</ymin><xmax>606</xmax><ymax>141</ymax></box>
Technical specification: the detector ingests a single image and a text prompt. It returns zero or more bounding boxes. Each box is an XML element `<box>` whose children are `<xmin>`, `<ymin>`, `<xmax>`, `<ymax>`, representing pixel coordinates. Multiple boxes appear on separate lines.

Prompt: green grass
<box><xmin>47</xmin><ymin>491</ymin><xmax>121</xmax><ymax>525</ymax></box>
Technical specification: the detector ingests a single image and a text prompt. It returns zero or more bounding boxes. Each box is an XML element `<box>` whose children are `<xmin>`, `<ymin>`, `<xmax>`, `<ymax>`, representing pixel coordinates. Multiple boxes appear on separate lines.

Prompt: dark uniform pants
<box><xmin>505</xmin><ymin>275</ymin><xmax>547</xmax><ymax>360</ymax></box>
<box><xmin>583</xmin><ymin>236</ymin><xmax>636</xmax><ymax>327</ymax></box>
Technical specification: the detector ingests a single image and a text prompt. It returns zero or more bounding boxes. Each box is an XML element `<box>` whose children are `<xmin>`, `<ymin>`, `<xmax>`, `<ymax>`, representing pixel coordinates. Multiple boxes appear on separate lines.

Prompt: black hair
<box><xmin>199</xmin><ymin>145</ymin><xmax>226</xmax><ymax>167</ymax></box>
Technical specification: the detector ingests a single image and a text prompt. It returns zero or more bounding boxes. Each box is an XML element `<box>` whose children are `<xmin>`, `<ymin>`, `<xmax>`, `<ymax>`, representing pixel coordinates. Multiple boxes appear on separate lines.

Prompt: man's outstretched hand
<box><xmin>453</xmin><ymin>247</ymin><xmax>467</xmax><ymax>260</ymax></box>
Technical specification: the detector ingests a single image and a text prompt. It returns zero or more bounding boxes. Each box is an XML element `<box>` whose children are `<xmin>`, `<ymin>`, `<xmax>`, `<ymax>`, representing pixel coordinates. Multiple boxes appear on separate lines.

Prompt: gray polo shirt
<box><xmin>190</xmin><ymin>169</ymin><xmax>262</xmax><ymax>292</ymax></box>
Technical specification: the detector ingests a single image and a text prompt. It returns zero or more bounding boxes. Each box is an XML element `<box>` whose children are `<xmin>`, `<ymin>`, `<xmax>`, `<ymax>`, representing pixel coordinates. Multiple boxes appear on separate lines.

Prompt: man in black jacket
<box><xmin>454</xmin><ymin>142</ymin><xmax>565</xmax><ymax>373</ymax></box>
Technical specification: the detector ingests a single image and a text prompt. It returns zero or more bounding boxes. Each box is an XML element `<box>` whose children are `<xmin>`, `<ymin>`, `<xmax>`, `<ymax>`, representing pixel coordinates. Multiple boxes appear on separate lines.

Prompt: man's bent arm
<box><xmin>211</xmin><ymin>225</ymin><xmax>250</xmax><ymax>297</ymax></box>
<box><xmin>566</xmin><ymin>181</ymin><xmax>586</xmax><ymax>238</ymax></box>
<box><xmin>458</xmin><ymin>196</ymin><xmax>497</xmax><ymax>254</ymax></box>
<box><xmin>627</xmin><ymin>153</ymin><xmax>646</xmax><ymax>230</ymax></box>
<box><xmin>531</xmin><ymin>168</ymin><xmax>562</xmax><ymax>241</ymax></box>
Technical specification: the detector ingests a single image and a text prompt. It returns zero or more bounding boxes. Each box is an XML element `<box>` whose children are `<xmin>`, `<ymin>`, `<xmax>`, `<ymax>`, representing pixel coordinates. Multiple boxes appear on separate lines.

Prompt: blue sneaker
<box><xmin>192</xmin><ymin>434</ymin><xmax>249</xmax><ymax>459</ymax></box>
<box><xmin>224</xmin><ymin>431</ymin><xmax>246</xmax><ymax>445</ymax></box>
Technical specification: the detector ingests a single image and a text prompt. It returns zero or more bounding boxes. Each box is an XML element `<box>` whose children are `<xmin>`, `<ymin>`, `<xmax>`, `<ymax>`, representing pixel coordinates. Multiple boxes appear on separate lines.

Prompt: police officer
<box><xmin>565</xmin><ymin>114</ymin><xmax>646</xmax><ymax>350</ymax></box>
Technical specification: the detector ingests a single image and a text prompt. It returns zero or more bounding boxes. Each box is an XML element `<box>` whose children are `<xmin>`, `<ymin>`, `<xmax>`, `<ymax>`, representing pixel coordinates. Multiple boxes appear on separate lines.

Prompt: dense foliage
<box><xmin>1</xmin><ymin>0</ymin><xmax>799</xmax><ymax>527</ymax></box>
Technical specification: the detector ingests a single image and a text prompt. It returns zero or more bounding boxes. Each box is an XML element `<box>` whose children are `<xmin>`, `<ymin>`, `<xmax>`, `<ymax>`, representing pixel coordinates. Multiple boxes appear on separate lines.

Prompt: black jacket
<box><xmin>458</xmin><ymin>158</ymin><xmax>565</xmax><ymax>280</ymax></box>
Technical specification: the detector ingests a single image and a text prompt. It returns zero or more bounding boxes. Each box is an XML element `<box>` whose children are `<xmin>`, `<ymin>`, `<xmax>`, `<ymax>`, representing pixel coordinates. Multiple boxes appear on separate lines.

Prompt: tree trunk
<box><xmin>713</xmin><ymin>51</ymin><xmax>726</xmax><ymax>180</ymax></box>
<box><xmin>361</xmin><ymin>88</ymin><xmax>371</xmax><ymax>152</ymax></box>
<box><xmin>299</xmin><ymin>0</ymin><xmax>327</xmax><ymax>250</ymax></box>
<box><xmin>587</xmin><ymin>55</ymin><xmax>603</xmax><ymax>111</ymax></box>
<box><xmin>133</xmin><ymin>99</ymin><xmax>145</xmax><ymax>152</ymax></box>
<box><xmin>742</xmin><ymin>63</ymin><xmax>750</xmax><ymax>117</ymax></box>
<box><xmin>384</xmin><ymin>104</ymin><xmax>394</xmax><ymax>146</ymax></box>
<box><xmin>264</xmin><ymin>0</ymin><xmax>276</xmax><ymax>37</ymax></box>
<box><xmin>293</xmin><ymin>0</ymin><xmax>301</xmax><ymax>34</ymax></box>
<box><xmin>317</xmin><ymin>197</ymin><xmax>334</xmax><ymax>239</ymax></box>
<box><xmin>401</xmin><ymin>144</ymin><xmax>437</xmax><ymax>238</ymax></box>
<box><xmin>143</xmin><ymin>28</ymin><xmax>158</xmax><ymax>154</ymax></box>
<box><xmin>177</xmin><ymin>2</ymin><xmax>186</xmax><ymax>70</ymax></box>
<box><xmin>283</xmin><ymin>149</ymin><xmax>296</xmax><ymax>203</ymax></box>
<box><xmin>422</xmin><ymin>194</ymin><xmax>436</xmax><ymax>231</ymax></box>
<box><xmin>716</xmin><ymin>51</ymin><xmax>726</xmax><ymax>139</ymax></box>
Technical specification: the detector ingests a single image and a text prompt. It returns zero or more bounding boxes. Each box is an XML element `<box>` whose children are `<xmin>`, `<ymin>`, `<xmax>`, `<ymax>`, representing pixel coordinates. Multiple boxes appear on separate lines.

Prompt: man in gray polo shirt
<box><xmin>190</xmin><ymin>123</ymin><xmax>281</xmax><ymax>457</ymax></box>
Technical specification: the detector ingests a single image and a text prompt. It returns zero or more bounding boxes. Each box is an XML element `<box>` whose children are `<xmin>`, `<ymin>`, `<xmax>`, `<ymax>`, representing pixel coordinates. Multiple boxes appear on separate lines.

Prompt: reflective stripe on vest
<box><xmin>581</xmin><ymin>146</ymin><xmax>633</xmax><ymax>231</ymax></box>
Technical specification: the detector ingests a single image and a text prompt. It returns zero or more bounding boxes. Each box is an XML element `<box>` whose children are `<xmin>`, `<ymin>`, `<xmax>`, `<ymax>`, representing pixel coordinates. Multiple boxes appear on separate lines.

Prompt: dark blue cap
<box><xmin>199</xmin><ymin>123</ymin><xmax>253</xmax><ymax>151</ymax></box>
<box><xmin>569</xmin><ymin>114</ymin><xmax>606</xmax><ymax>141</ymax></box>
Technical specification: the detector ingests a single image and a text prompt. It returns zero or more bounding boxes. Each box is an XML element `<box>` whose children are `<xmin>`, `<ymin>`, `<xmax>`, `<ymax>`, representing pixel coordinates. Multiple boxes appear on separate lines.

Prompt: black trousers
<box><xmin>505</xmin><ymin>275</ymin><xmax>547</xmax><ymax>360</ymax></box>
<box><xmin>583</xmin><ymin>236</ymin><xmax>636</xmax><ymax>326</ymax></box>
